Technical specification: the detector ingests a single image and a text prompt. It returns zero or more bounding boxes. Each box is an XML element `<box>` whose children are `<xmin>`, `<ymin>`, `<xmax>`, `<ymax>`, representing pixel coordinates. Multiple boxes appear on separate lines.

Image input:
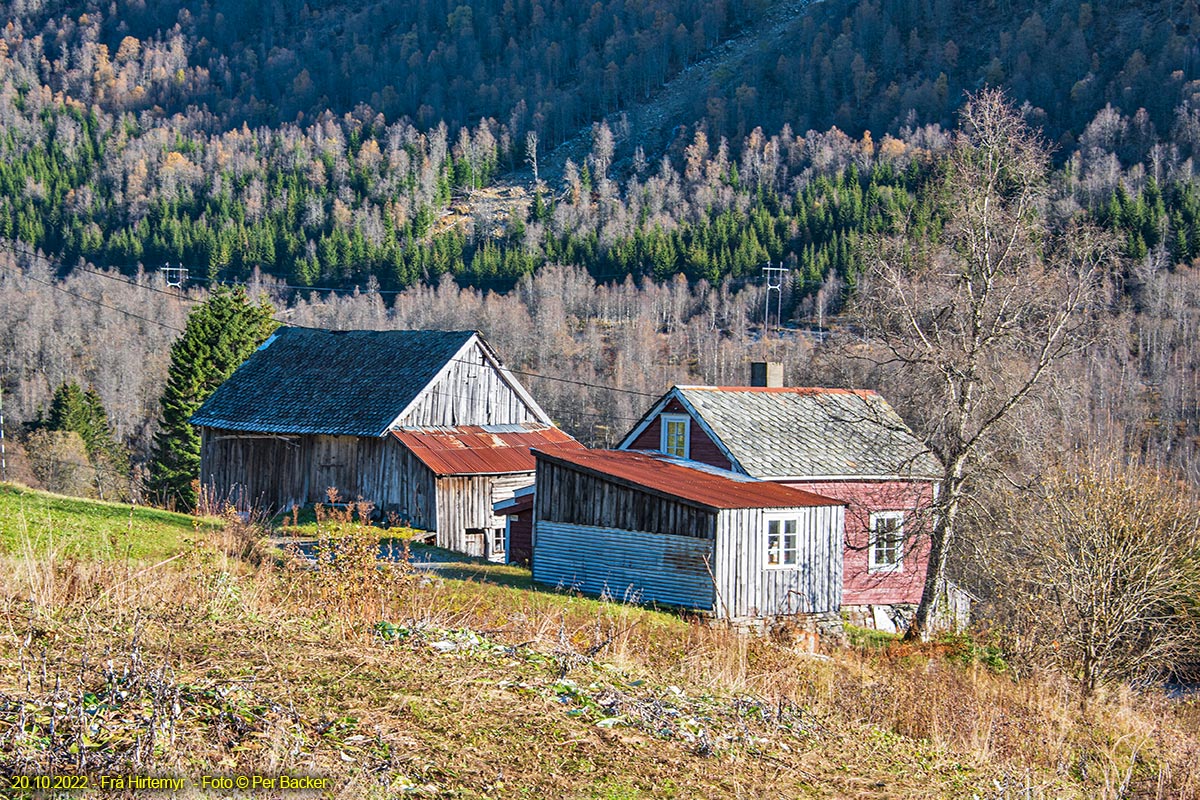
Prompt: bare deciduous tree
<box><xmin>850</xmin><ymin>89</ymin><xmax>1116</xmax><ymax>638</ymax></box>
<box><xmin>1002</xmin><ymin>463</ymin><xmax>1200</xmax><ymax>704</ymax></box>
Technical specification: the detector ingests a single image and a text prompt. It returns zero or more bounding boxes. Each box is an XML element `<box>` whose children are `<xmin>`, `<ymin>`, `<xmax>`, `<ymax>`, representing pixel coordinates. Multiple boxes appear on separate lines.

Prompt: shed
<box><xmin>192</xmin><ymin>326</ymin><xmax>579</xmax><ymax>558</ymax></box>
<box><xmin>531</xmin><ymin>448</ymin><xmax>846</xmax><ymax>620</ymax></box>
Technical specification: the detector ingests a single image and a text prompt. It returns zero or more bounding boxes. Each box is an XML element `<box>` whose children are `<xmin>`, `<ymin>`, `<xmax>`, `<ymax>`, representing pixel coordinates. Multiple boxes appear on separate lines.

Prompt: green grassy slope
<box><xmin>0</xmin><ymin>483</ymin><xmax>206</xmax><ymax>560</ymax></box>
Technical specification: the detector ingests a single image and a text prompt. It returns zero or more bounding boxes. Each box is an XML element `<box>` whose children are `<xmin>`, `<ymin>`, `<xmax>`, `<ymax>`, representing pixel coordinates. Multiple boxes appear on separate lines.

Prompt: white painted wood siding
<box><xmin>713</xmin><ymin>505</ymin><xmax>844</xmax><ymax>617</ymax></box>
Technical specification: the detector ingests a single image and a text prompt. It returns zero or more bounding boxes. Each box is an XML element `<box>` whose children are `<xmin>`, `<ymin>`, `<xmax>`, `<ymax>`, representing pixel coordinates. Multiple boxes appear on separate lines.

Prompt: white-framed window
<box><xmin>869</xmin><ymin>511</ymin><xmax>904</xmax><ymax>572</ymax></box>
<box><xmin>765</xmin><ymin>516</ymin><xmax>800</xmax><ymax>568</ymax></box>
<box><xmin>660</xmin><ymin>413</ymin><xmax>690</xmax><ymax>459</ymax></box>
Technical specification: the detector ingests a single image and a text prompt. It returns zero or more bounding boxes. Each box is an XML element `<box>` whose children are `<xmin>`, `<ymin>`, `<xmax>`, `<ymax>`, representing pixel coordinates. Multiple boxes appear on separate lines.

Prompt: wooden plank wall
<box><xmin>200</xmin><ymin>429</ymin><xmax>439</xmax><ymax>528</ymax></box>
<box><xmin>535</xmin><ymin>459</ymin><xmax>717</xmax><ymax>539</ymax></box>
<box><xmin>533</xmin><ymin>520</ymin><xmax>716</xmax><ymax>611</ymax></box>
<box><xmin>712</xmin><ymin>505</ymin><xmax>844</xmax><ymax>618</ymax></box>
<box><xmin>400</xmin><ymin>342</ymin><xmax>542</xmax><ymax>427</ymax></box>
<box><xmin>435</xmin><ymin>472</ymin><xmax>532</xmax><ymax>553</ymax></box>
<box><xmin>356</xmin><ymin>438</ymin><xmax>438</xmax><ymax>529</ymax></box>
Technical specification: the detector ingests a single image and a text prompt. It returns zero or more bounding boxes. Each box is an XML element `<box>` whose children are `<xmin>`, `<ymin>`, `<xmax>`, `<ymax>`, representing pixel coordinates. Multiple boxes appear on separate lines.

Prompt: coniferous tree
<box><xmin>147</xmin><ymin>287</ymin><xmax>277</xmax><ymax>510</ymax></box>
<box><xmin>33</xmin><ymin>382</ymin><xmax>131</xmax><ymax>500</ymax></box>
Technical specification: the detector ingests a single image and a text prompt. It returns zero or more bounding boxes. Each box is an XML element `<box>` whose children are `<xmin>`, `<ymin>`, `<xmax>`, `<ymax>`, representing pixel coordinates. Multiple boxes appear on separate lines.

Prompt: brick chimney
<box><xmin>750</xmin><ymin>361</ymin><xmax>783</xmax><ymax>388</ymax></box>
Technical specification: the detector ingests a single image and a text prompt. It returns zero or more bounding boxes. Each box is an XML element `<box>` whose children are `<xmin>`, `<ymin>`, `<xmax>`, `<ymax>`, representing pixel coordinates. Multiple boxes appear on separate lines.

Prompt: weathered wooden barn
<box><xmin>531</xmin><ymin>447</ymin><xmax>846</xmax><ymax>620</ymax></box>
<box><xmin>191</xmin><ymin>326</ymin><xmax>580</xmax><ymax>557</ymax></box>
<box><xmin>616</xmin><ymin>364</ymin><xmax>958</xmax><ymax>631</ymax></box>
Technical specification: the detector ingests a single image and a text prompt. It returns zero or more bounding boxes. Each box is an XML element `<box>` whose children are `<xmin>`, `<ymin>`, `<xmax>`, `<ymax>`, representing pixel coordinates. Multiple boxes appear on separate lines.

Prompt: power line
<box><xmin>0</xmin><ymin>243</ymin><xmax>694</xmax><ymax>402</ymax></box>
<box><xmin>0</xmin><ymin>264</ymin><xmax>185</xmax><ymax>333</ymax></box>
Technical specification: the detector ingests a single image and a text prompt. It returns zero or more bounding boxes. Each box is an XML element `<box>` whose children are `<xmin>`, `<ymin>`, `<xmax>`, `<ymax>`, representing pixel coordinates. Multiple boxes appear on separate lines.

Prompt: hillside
<box><xmin>1</xmin><ymin>485</ymin><xmax>1198</xmax><ymax>797</ymax></box>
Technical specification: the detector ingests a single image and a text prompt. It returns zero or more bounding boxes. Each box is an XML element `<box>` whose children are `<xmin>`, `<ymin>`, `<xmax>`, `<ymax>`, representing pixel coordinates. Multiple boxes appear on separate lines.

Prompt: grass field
<box><xmin>0</xmin><ymin>485</ymin><xmax>1197</xmax><ymax>798</ymax></box>
<box><xmin>0</xmin><ymin>483</ymin><xmax>215</xmax><ymax>560</ymax></box>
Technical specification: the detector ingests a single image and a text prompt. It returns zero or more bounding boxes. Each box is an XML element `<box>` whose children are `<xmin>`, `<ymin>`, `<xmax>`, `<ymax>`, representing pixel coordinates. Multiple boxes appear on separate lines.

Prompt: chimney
<box><xmin>750</xmin><ymin>361</ymin><xmax>783</xmax><ymax>388</ymax></box>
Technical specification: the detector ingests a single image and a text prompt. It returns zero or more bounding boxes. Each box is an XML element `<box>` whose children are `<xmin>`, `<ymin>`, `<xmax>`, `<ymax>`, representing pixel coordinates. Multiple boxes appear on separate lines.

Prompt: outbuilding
<box><xmin>531</xmin><ymin>448</ymin><xmax>846</xmax><ymax>620</ymax></box>
<box><xmin>191</xmin><ymin>326</ymin><xmax>580</xmax><ymax>558</ymax></box>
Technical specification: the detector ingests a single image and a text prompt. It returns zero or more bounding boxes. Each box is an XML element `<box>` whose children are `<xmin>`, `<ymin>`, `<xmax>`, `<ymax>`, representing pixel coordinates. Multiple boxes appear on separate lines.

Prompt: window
<box><xmin>660</xmin><ymin>414</ymin><xmax>690</xmax><ymax>458</ymax></box>
<box><xmin>766</xmin><ymin>517</ymin><xmax>799</xmax><ymax>567</ymax></box>
<box><xmin>869</xmin><ymin>512</ymin><xmax>904</xmax><ymax>572</ymax></box>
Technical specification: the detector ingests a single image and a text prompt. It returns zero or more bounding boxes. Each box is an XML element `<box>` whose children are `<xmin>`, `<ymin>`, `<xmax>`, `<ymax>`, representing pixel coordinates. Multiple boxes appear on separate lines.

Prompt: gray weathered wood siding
<box><xmin>200</xmin><ymin>429</ymin><xmax>437</xmax><ymax>527</ymax></box>
<box><xmin>533</xmin><ymin>521</ymin><xmax>716</xmax><ymax>610</ymax></box>
<box><xmin>712</xmin><ymin>505</ymin><xmax>844</xmax><ymax>618</ymax></box>
<box><xmin>530</xmin><ymin>457</ymin><xmax>843</xmax><ymax>619</ymax></box>
<box><xmin>398</xmin><ymin>341</ymin><xmax>543</xmax><ymax>427</ymax></box>
<box><xmin>434</xmin><ymin>472</ymin><xmax>532</xmax><ymax>553</ymax></box>
<box><xmin>359</xmin><ymin>439</ymin><xmax>438</xmax><ymax>529</ymax></box>
<box><xmin>535</xmin><ymin>458</ymin><xmax>717</xmax><ymax>539</ymax></box>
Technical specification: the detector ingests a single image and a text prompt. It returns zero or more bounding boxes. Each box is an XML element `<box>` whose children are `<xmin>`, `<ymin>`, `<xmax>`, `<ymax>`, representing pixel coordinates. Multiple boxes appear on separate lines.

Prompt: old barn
<box><xmin>531</xmin><ymin>448</ymin><xmax>845</xmax><ymax>620</ymax></box>
<box><xmin>191</xmin><ymin>326</ymin><xmax>580</xmax><ymax>558</ymax></box>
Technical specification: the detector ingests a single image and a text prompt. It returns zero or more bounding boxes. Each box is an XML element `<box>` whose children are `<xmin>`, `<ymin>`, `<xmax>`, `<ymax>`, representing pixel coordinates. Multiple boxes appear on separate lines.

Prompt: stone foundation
<box><xmin>842</xmin><ymin>603</ymin><xmax>917</xmax><ymax>635</ymax></box>
<box><xmin>715</xmin><ymin>611</ymin><xmax>845</xmax><ymax>651</ymax></box>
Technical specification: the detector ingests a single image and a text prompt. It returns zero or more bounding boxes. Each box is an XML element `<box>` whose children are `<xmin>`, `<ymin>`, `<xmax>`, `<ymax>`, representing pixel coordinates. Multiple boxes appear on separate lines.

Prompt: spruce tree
<box><xmin>148</xmin><ymin>287</ymin><xmax>277</xmax><ymax>510</ymax></box>
<box><xmin>39</xmin><ymin>382</ymin><xmax>132</xmax><ymax>500</ymax></box>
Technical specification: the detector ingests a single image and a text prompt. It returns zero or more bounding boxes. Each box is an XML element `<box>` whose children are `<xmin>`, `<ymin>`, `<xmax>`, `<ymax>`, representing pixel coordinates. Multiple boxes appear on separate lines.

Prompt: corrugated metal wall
<box><xmin>533</xmin><ymin>521</ymin><xmax>716</xmax><ymax>610</ymax></box>
<box><xmin>712</xmin><ymin>505</ymin><xmax>843</xmax><ymax>617</ymax></box>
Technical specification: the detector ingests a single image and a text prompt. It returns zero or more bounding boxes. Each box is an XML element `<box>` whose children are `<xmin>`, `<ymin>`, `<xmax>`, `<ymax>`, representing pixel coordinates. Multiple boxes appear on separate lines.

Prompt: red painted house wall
<box><xmin>781</xmin><ymin>479</ymin><xmax>934</xmax><ymax>605</ymax></box>
<box><xmin>506</xmin><ymin>510</ymin><xmax>533</xmax><ymax>565</ymax></box>
<box><xmin>626</xmin><ymin>399</ymin><xmax>734</xmax><ymax>471</ymax></box>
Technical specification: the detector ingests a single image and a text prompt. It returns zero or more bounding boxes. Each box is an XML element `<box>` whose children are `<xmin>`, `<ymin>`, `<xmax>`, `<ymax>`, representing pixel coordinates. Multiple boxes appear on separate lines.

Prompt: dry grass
<box><xmin>0</xmin><ymin>492</ymin><xmax>1197</xmax><ymax>798</ymax></box>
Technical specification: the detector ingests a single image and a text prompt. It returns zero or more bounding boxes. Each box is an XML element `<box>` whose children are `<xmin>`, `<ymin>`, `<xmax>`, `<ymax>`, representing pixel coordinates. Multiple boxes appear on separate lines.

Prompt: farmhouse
<box><xmin>530</xmin><ymin>447</ymin><xmax>846</xmax><ymax>621</ymax></box>
<box><xmin>191</xmin><ymin>326</ymin><xmax>580</xmax><ymax>558</ymax></box>
<box><xmin>617</xmin><ymin>364</ymin><xmax>955</xmax><ymax>631</ymax></box>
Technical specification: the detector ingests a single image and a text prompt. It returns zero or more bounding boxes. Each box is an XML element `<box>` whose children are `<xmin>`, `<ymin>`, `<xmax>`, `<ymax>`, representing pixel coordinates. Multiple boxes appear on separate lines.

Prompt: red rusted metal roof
<box><xmin>533</xmin><ymin>448</ymin><xmax>845</xmax><ymax>510</ymax></box>
<box><xmin>392</xmin><ymin>424</ymin><xmax>582</xmax><ymax>476</ymax></box>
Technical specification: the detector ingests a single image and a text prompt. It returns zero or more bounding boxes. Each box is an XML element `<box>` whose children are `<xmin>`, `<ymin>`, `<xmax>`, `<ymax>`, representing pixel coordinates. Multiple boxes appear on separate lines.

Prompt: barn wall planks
<box><xmin>534</xmin><ymin>459</ymin><xmax>716</xmax><ymax>539</ymax></box>
<box><xmin>200</xmin><ymin>430</ymin><xmax>440</xmax><ymax>526</ymax></box>
<box><xmin>399</xmin><ymin>342</ymin><xmax>542</xmax><ymax>427</ymax></box>
<box><xmin>431</xmin><ymin>472</ymin><xmax>531</xmax><ymax>554</ymax></box>
<box><xmin>532</xmin><ymin>521</ymin><xmax>716</xmax><ymax>611</ymax></box>
<box><xmin>532</xmin><ymin>457</ymin><xmax>843</xmax><ymax>619</ymax></box>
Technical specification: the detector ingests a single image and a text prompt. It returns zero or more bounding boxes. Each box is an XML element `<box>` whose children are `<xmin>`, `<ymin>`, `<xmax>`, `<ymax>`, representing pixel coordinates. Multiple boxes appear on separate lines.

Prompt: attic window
<box><xmin>660</xmin><ymin>414</ymin><xmax>690</xmax><ymax>459</ymax></box>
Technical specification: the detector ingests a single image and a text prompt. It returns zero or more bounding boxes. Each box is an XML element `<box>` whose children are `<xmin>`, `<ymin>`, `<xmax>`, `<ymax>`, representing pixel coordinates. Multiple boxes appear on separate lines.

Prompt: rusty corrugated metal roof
<box><xmin>392</xmin><ymin>423</ymin><xmax>582</xmax><ymax>476</ymax></box>
<box><xmin>534</xmin><ymin>448</ymin><xmax>844</xmax><ymax>510</ymax></box>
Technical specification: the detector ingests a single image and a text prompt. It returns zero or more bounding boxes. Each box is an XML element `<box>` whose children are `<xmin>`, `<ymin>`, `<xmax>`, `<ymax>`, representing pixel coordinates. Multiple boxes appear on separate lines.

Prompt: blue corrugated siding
<box><xmin>533</xmin><ymin>521</ymin><xmax>715</xmax><ymax>611</ymax></box>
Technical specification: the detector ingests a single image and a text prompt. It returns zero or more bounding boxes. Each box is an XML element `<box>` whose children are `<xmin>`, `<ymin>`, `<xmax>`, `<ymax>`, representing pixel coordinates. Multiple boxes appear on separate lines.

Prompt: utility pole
<box><xmin>762</xmin><ymin>262</ymin><xmax>789</xmax><ymax>334</ymax></box>
<box><xmin>160</xmin><ymin>263</ymin><xmax>189</xmax><ymax>292</ymax></box>
<box><xmin>0</xmin><ymin>383</ymin><xmax>7</xmax><ymax>483</ymax></box>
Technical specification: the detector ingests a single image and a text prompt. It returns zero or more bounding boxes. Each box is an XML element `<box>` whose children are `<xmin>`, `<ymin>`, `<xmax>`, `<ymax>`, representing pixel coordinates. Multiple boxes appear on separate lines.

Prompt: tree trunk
<box><xmin>906</xmin><ymin>473</ymin><xmax>962</xmax><ymax>641</ymax></box>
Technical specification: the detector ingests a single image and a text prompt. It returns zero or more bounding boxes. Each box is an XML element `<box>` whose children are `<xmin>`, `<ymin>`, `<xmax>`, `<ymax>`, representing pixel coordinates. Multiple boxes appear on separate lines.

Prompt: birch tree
<box><xmin>851</xmin><ymin>90</ymin><xmax>1115</xmax><ymax>638</ymax></box>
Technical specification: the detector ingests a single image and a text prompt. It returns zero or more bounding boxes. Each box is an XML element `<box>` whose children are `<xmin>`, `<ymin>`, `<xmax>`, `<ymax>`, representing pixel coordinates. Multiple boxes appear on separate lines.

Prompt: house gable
<box><xmin>391</xmin><ymin>336</ymin><xmax>552</xmax><ymax>429</ymax></box>
<box><xmin>618</xmin><ymin>391</ymin><xmax>740</xmax><ymax>472</ymax></box>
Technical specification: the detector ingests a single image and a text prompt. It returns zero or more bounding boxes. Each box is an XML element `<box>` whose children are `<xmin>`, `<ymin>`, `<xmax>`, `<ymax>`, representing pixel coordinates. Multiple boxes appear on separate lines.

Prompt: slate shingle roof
<box><xmin>674</xmin><ymin>387</ymin><xmax>942</xmax><ymax>480</ymax></box>
<box><xmin>191</xmin><ymin>327</ymin><xmax>476</xmax><ymax>437</ymax></box>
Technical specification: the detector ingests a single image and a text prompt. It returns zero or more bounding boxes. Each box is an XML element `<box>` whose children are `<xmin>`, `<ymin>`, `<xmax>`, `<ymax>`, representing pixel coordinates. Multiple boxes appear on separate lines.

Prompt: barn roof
<box><xmin>191</xmin><ymin>327</ymin><xmax>478</xmax><ymax>436</ymax></box>
<box><xmin>622</xmin><ymin>386</ymin><xmax>941</xmax><ymax>480</ymax></box>
<box><xmin>534</xmin><ymin>448</ymin><xmax>844</xmax><ymax>511</ymax></box>
<box><xmin>391</xmin><ymin>424</ymin><xmax>583</xmax><ymax>476</ymax></box>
